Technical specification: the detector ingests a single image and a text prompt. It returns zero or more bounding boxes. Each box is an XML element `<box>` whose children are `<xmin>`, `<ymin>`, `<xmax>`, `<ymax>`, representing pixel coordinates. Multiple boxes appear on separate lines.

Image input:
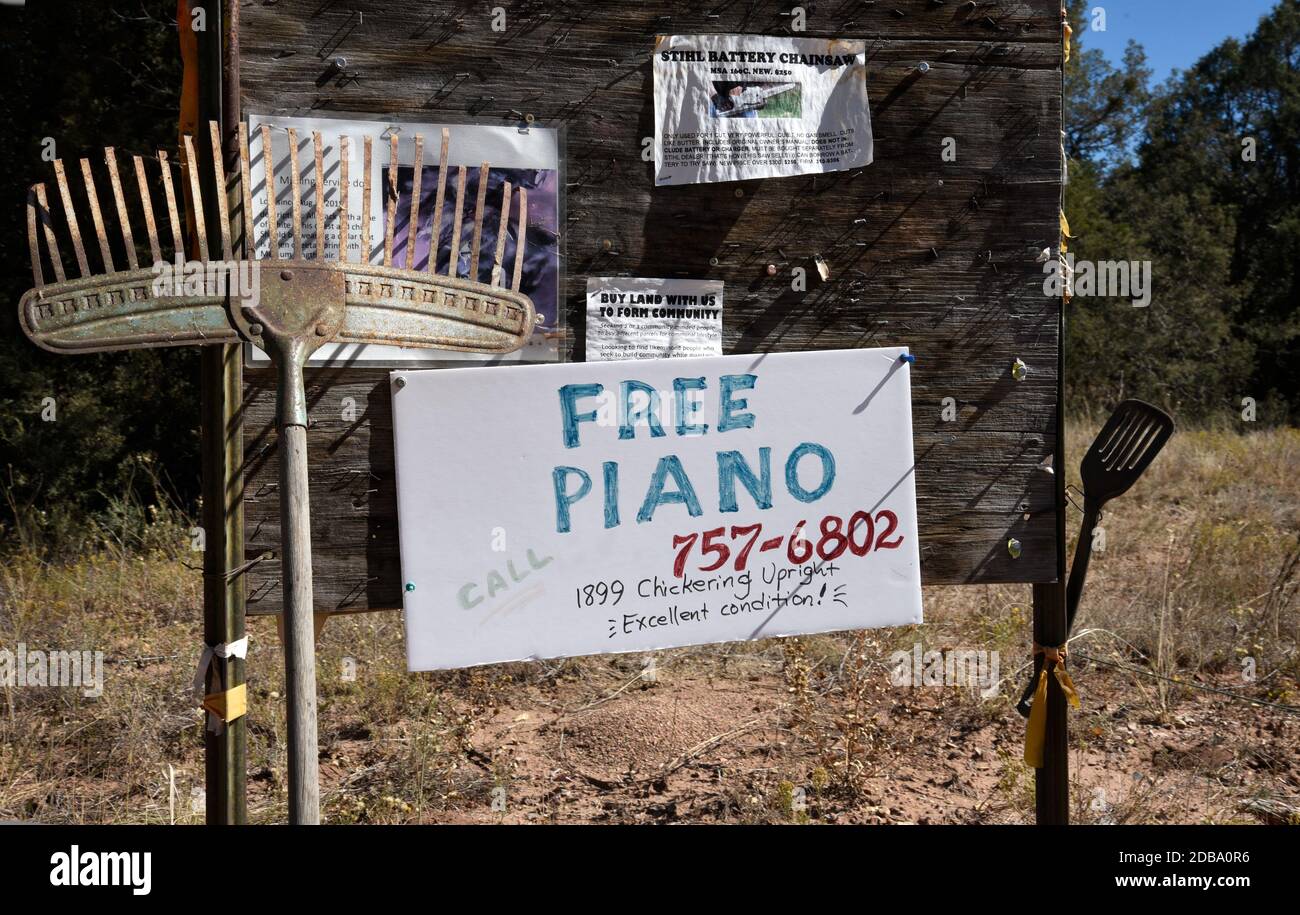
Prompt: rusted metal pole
<box><xmin>276</xmin><ymin>347</ymin><xmax>321</xmax><ymax>824</ymax></box>
<box><xmin>199</xmin><ymin>0</ymin><xmax>248</xmax><ymax>826</ymax></box>
<box><xmin>1032</xmin><ymin>582</ymin><xmax>1069</xmax><ymax>824</ymax></box>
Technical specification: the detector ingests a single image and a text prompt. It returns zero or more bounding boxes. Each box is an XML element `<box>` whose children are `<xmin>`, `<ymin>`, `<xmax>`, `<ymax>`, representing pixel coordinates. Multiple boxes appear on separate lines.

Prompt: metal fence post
<box><xmin>1032</xmin><ymin>582</ymin><xmax>1069</xmax><ymax>824</ymax></box>
<box><xmin>199</xmin><ymin>0</ymin><xmax>247</xmax><ymax>826</ymax></box>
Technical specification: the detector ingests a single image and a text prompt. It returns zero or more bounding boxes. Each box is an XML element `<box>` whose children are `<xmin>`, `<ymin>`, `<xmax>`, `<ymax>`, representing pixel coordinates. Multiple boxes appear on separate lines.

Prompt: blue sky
<box><xmin>1081</xmin><ymin>0</ymin><xmax>1280</xmax><ymax>81</ymax></box>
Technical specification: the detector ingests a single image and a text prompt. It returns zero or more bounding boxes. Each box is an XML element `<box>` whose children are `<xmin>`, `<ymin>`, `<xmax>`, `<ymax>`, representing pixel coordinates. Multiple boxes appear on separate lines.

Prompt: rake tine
<box><xmin>492</xmin><ymin>181</ymin><xmax>512</xmax><ymax>286</ymax></box>
<box><xmin>35</xmin><ymin>184</ymin><xmax>65</xmax><ymax>283</ymax></box>
<box><xmin>26</xmin><ymin>185</ymin><xmax>44</xmax><ymax>290</ymax></box>
<box><xmin>406</xmin><ymin>134</ymin><xmax>424</xmax><ymax>270</ymax></box>
<box><xmin>361</xmin><ymin>135</ymin><xmax>373</xmax><ymax>264</ymax></box>
<box><xmin>313</xmin><ymin>131</ymin><xmax>325</xmax><ymax>259</ymax></box>
<box><xmin>158</xmin><ymin>150</ymin><xmax>184</xmax><ymax>260</ymax></box>
<box><xmin>182</xmin><ymin>135</ymin><xmax>209</xmax><ymax>262</ymax></box>
<box><xmin>208</xmin><ymin>122</ymin><xmax>233</xmax><ymax>262</ymax></box>
<box><xmin>105</xmin><ymin>149</ymin><xmax>138</xmax><ymax>270</ymax></box>
<box><xmin>261</xmin><ymin>125</ymin><xmax>279</xmax><ymax>258</ymax></box>
<box><xmin>383</xmin><ymin>133</ymin><xmax>398</xmax><ymax>267</ymax></box>
<box><xmin>448</xmin><ymin>165</ymin><xmax>466</xmax><ymax>277</ymax></box>
<box><xmin>338</xmin><ymin>136</ymin><xmax>350</xmax><ymax>263</ymax></box>
<box><xmin>512</xmin><ymin>187</ymin><xmax>527</xmax><ymax>292</ymax></box>
<box><xmin>286</xmin><ymin>127</ymin><xmax>303</xmax><ymax>259</ymax></box>
<box><xmin>238</xmin><ymin>123</ymin><xmax>254</xmax><ymax>258</ymax></box>
<box><xmin>81</xmin><ymin>158</ymin><xmax>115</xmax><ymax>273</ymax></box>
<box><xmin>469</xmin><ymin>162</ymin><xmax>489</xmax><ymax>281</ymax></box>
<box><xmin>133</xmin><ymin>156</ymin><xmax>162</xmax><ymax>265</ymax></box>
<box><xmin>53</xmin><ymin>160</ymin><xmax>90</xmax><ymax>277</ymax></box>
<box><xmin>428</xmin><ymin>128</ymin><xmax>449</xmax><ymax>274</ymax></box>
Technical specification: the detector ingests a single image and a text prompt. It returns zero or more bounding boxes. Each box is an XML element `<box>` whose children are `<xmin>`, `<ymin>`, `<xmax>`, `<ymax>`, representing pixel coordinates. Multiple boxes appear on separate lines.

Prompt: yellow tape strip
<box><xmin>203</xmin><ymin>683</ymin><xmax>248</xmax><ymax>724</ymax></box>
<box><xmin>1063</xmin><ymin>21</ymin><xmax>1072</xmax><ymax>65</ymax></box>
<box><xmin>1024</xmin><ymin>649</ymin><xmax>1081</xmax><ymax>768</ymax></box>
<box><xmin>1024</xmin><ymin>667</ymin><xmax>1050</xmax><ymax>767</ymax></box>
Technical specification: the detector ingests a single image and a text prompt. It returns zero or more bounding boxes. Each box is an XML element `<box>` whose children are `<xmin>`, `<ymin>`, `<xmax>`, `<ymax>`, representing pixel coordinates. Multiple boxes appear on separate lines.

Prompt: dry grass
<box><xmin>1</xmin><ymin>421</ymin><xmax>1296</xmax><ymax>824</ymax></box>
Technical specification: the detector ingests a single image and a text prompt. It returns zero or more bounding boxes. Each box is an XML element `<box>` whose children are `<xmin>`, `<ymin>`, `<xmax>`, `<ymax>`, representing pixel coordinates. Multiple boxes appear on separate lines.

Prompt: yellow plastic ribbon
<box><xmin>1059</xmin><ymin>211</ymin><xmax>1074</xmax><ymax>303</ymax></box>
<box><xmin>1063</xmin><ymin>21</ymin><xmax>1072</xmax><ymax>65</ymax></box>
<box><xmin>203</xmin><ymin>683</ymin><xmax>248</xmax><ymax>725</ymax></box>
<box><xmin>1024</xmin><ymin>646</ymin><xmax>1081</xmax><ymax>768</ymax></box>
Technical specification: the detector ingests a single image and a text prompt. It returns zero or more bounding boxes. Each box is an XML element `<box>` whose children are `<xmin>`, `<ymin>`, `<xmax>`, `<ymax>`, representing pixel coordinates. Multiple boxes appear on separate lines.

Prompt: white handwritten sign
<box><xmin>391</xmin><ymin>347</ymin><xmax>922</xmax><ymax>671</ymax></box>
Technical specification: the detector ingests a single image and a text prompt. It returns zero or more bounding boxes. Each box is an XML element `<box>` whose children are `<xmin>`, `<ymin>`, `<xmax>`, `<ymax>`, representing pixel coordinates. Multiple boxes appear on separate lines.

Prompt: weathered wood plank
<box><xmin>239</xmin><ymin>0</ymin><xmax>1064</xmax><ymax>612</ymax></box>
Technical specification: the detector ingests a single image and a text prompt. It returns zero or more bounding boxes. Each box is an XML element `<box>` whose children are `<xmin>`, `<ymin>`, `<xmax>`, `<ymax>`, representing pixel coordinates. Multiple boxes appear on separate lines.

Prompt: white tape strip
<box><xmin>192</xmin><ymin>636</ymin><xmax>249</xmax><ymax>701</ymax></box>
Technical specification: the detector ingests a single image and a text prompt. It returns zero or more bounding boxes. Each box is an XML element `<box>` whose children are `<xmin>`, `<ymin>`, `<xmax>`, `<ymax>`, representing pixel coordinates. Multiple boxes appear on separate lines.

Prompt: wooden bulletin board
<box><xmin>238</xmin><ymin>0</ymin><xmax>1064</xmax><ymax>616</ymax></box>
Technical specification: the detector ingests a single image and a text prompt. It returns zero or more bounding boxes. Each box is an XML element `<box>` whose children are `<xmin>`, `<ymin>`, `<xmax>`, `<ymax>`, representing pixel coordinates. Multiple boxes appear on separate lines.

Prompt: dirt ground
<box><xmin>290</xmin><ymin>614</ymin><xmax>1299</xmax><ymax>825</ymax></box>
<box><xmin>1</xmin><ymin>425</ymin><xmax>1297</xmax><ymax>825</ymax></box>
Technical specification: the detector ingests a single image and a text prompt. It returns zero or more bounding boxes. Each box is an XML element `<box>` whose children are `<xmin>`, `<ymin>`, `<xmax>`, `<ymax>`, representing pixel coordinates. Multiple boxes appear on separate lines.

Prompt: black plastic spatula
<box><xmin>1065</xmin><ymin>399</ymin><xmax>1175</xmax><ymax>633</ymax></box>
<box><xmin>1016</xmin><ymin>400</ymin><xmax>1174</xmax><ymax>717</ymax></box>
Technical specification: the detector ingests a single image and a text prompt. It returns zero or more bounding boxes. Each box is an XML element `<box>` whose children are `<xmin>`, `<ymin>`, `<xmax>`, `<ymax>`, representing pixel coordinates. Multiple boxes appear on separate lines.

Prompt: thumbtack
<box><xmin>899</xmin><ymin>353</ymin><xmax>916</xmax><ymax>364</ymax></box>
<box><xmin>394</xmin><ymin>376</ymin><xmax>407</xmax><ymax>390</ymax></box>
<box><xmin>1007</xmin><ymin>538</ymin><xmax>1022</xmax><ymax>559</ymax></box>
<box><xmin>766</xmin><ymin>263</ymin><xmax>778</xmax><ymax>276</ymax></box>
<box><xmin>1011</xmin><ymin>358</ymin><xmax>1027</xmax><ymax>381</ymax></box>
<box><xmin>405</xmin><ymin>582</ymin><xmax>416</xmax><ymax>592</ymax></box>
<box><xmin>913</xmin><ymin>61</ymin><xmax>931</xmax><ymax>74</ymax></box>
<box><xmin>734</xmin><ymin>187</ymin><xmax>744</xmax><ymax>198</ymax></box>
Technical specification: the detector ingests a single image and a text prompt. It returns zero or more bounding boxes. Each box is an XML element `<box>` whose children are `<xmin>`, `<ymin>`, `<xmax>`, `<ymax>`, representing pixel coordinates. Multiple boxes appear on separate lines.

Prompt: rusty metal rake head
<box><xmin>16</xmin><ymin>120</ymin><xmax>540</xmax><ymax>825</ymax></box>
<box><xmin>21</xmin><ymin>120</ymin><xmax>538</xmax><ymax>362</ymax></box>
